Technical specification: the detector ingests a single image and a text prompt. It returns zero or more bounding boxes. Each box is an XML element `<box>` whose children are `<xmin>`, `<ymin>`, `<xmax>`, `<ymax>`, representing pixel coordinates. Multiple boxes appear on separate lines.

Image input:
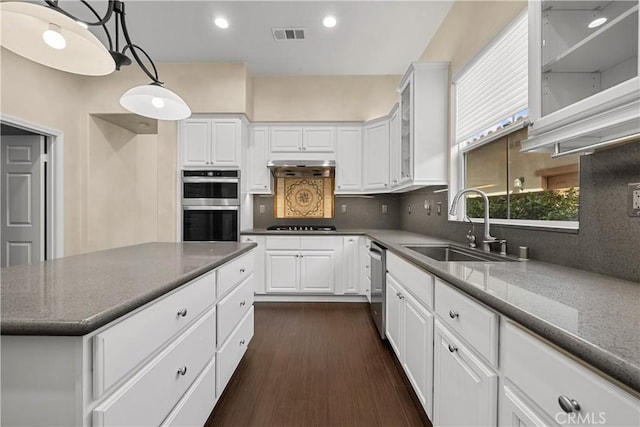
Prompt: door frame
<box><xmin>1</xmin><ymin>114</ymin><xmax>65</xmax><ymax>260</ymax></box>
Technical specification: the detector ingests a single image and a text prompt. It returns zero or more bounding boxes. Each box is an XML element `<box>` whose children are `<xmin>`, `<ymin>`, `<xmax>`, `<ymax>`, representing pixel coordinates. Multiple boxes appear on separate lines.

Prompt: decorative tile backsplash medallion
<box><xmin>275</xmin><ymin>177</ymin><xmax>334</xmax><ymax>218</ymax></box>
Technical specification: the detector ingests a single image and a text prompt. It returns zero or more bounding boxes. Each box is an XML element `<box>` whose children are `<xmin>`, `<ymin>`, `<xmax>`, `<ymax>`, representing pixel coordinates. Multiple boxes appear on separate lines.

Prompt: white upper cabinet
<box><xmin>388</xmin><ymin>105</ymin><xmax>402</xmax><ymax>188</ymax></box>
<box><xmin>524</xmin><ymin>1</ymin><xmax>639</xmax><ymax>154</ymax></box>
<box><xmin>335</xmin><ymin>127</ymin><xmax>363</xmax><ymax>193</ymax></box>
<box><xmin>247</xmin><ymin>127</ymin><xmax>271</xmax><ymax>193</ymax></box>
<box><xmin>394</xmin><ymin>62</ymin><xmax>449</xmax><ymax>190</ymax></box>
<box><xmin>180</xmin><ymin>117</ymin><xmax>243</xmax><ymax>168</ymax></box>
<box><xmin>363</xmin><ymin>118</ymin><xmax>390</xmax><ymax>191</ymax></box>
<box><xmin>270</xmin><ymin>126</ymin><xmax>335</xmax><ymax>153</ymax></box>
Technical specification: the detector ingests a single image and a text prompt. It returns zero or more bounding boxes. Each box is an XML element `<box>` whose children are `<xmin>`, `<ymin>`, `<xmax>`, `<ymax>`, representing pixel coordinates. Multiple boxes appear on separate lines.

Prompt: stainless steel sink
<box><xmin>402</xmin><ymin>244</ymin><xmax>517</xmax><ymax>262</ymax></box>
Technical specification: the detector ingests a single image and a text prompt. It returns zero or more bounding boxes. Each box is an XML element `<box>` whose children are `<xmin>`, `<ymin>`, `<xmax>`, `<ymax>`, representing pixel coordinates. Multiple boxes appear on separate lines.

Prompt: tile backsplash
<box><xmin>253</xmin><ymin>193</ymin><xmax>401</xmax><ymax>229</ymax></box>
<box><xmin>398</xmin><ymin>142</ymin><xmax>640</xmax><ymax>282</ymax></box>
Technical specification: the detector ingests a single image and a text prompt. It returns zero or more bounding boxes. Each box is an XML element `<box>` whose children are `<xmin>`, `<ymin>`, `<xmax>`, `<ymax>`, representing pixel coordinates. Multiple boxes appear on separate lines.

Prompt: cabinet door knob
<box><xmin>177</xmin><ymin>308</ymin><xmax>188</xmax><ymax>317</ymax></box>
<box><xmin>558</xmin><ymin>395</ymin><xmax>581</xmax><ymax>413</ymax></box>
<box><xmin>240</xmin><ymin>267</ymin><xmax>246</xmax><ymax>273</ymax></box>
<box><xmin>264</xmin><ymin>185</ymin><xmax>267</xmax><ymax>188</ymax></box>
<box><xmin>240</xmin><ymin>300</ymin><xmax>246</xmax><ymax>307</ymax></box>
<box><xmin>449</xmin><ymin>310</ymin><xmax>459</xmax><ymax>319</ymax></box>
<box><xmin>177</xmin><ymin>366</ymin><xmax>188</xmax><ymax>376</ymax></box>
<box><xmin>240</xmin><ymin>339</ymin><xmax>246</xmax><ymax>346</ymax></box>
<box><xmin>448</xmin><ymin>344</ymin><xmax>458</xmax><ymax>353</ymax></box>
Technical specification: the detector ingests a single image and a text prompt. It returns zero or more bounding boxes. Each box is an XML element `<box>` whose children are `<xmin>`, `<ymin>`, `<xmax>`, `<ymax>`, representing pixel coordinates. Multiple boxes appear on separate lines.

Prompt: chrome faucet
<box><xmin>449</xmin><ymin>188</ymin><xmax>504</xmax><ymax>253</ymax></box>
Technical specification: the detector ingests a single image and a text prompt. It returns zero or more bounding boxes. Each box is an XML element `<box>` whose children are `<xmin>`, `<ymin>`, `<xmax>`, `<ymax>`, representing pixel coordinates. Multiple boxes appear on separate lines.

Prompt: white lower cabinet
<box><xmin>162</xmin><ymin>358</ymin><xmax>216</xmax><ymax>427</ymax></box>
<box><xmin>241</xmin><ymin>235</ymin><xmax>265</xmax><ymax>294</ymax></box>
<box><xmin>500</xmin><ymin>384</ymin><xmax>549</xmax><ymax>427</ymax></box>
<box><xmin>501</xmin><ymin>322</ymin><xmax>640</xmax><ymax>427</ymax></box>
<box><xmin>93</xmin><ymin>307</ymin><xmax>217</xmax><ymax>427</ymax></box>
<box><xmin>433</xmin><ymin>319</ymin><xmax>498</xmax><ymax>427</ymax></box>
<box><xmin>265</xmin><ymin>236</ymin><xmax>339</xmax><ymax>294</ymax></box>
<box><xmin>386</xmin><ymin>269</ymin><xmax>434</xmax><ymax>418</ymax></box>
<box><xmin>216</xmin><ymin>307</ymin><xmax>254</xmax><ymax>396</ymax></box>
<box><xmin>341</xmin><ymin>236</ymin><xmax>360</xmax><ymax>294</ymax></box>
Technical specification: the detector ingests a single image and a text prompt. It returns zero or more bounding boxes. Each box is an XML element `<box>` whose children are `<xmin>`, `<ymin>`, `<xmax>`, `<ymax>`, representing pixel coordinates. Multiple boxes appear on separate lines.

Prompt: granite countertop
<box><xmin>243</xmin><ymin>228</ymin><xmax>640</xmax><ymax>393</ymax></box>
<box><xmin>0</xmin><ymin>242</ymin><xmax>256</xmax><ymax>336</ymax></box>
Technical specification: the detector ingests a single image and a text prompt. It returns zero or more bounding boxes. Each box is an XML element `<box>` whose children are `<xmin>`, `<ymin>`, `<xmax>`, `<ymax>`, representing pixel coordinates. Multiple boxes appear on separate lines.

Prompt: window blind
<box><xmin>455</xmin><ymin>11</ymin><xmax>528</xmax><ymax>144</ymax></box>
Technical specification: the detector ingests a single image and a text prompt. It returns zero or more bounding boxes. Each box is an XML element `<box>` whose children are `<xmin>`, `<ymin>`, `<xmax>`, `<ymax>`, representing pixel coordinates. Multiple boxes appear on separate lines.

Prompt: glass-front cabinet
<box><xmin>399</xmin><ymin>81</ymin><xmax>412</xmax><ymax>183</ymax></box>
<box><xmin>524</xmin><ymin>0</ymin><xmax>639</xmax><ymax>154</ymax></box>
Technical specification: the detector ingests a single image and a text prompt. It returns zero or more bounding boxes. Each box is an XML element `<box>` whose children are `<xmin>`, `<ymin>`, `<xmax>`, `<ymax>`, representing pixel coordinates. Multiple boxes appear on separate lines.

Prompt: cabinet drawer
<box><xmin>300</xmin><ymin>236</ymin><xmax>337</xmax><ymax>250</ymax></box>
<box><xmin>216</xmin><ymin>307</ymin><xmax>254</xmax><ymax>396</ymax></box>
<box><xmin>266</xmin><ymin>236</ymin><xmax>300</xmax><ymax>250</ymax></box>
<box><xmin>93</xmin><ymin>307</ymin><xmax>216</xmax><ymax>427</ymax></box>
<box><xmin>434</xmin><ymin>279</ymin><xmax>498</xmax><ymax>365</ymax></box>
<box><xmin>217</xmin><ymin>251</ymin><xmax>254</xmax><ymax>299</ymax></box>
<box><xmin>162</xmin><ymin>357</ymin><xmax>216</xmax><ymax>427</ymax></box>
<box><xmin>93</xmin><ymin>271</ymin><xmax>215</xmax><ymax>397</ymax></box>
<box><xmin>217</xmin><ymin>274</ymin><xmax>254</xmax><ymax>346</ymax></box>
<box><xmin>504</xmin><ymin>322</ymin><xmax>640</xmax><ymax>427</ymax></box>
<box><xmin>387</xmin><ymin>251</ymin><xmax>434</xmax><ymax>309</ymax></box>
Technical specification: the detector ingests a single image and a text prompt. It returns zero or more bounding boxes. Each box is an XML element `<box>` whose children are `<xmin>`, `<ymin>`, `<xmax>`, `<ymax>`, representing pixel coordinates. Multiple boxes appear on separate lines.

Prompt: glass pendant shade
<box><xmin>0</xmin><ymin>2</ymin><xmax>115</xmax><ymax>76</ymax></box>
<box><xmin>120</xmin><ymin>84</ymin><xmax>192</xmax><ymax>120</ymax></box>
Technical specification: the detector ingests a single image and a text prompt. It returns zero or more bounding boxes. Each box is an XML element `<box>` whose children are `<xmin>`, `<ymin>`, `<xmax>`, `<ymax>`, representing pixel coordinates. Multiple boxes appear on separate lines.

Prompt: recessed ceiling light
<box><xmin>323</xmin><ymin>16</ymin><xmax>337</xmax><ymax>28</ymax></box>
<box><xmin>214</xmin><ymin>17</ymin><xmax>229</xmax><ymax>29</ymax></box>
<box><xmin>588</xmin><ymin>17</ymin><xmax>607</xmax><ymax>28</ymax></box>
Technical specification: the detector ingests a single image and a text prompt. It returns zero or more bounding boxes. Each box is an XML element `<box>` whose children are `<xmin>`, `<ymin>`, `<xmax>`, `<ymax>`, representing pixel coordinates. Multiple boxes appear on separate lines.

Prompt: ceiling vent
<box><xmin>272</xmin><ymin>28</ymin><xmax>306</xmax><ymax>41</ymax></box>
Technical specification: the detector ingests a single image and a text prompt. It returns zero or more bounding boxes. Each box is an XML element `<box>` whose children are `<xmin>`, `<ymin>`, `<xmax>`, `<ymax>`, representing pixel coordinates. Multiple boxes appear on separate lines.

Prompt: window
<box><xmin>452</xmin><ymin>10</ymin><xmax>579</xmax><ymax>227</ymax></box>
<box><xmin>464</xmin><ymin>128</ymin><xmax>580</xmax><ymax>222</ymax></box>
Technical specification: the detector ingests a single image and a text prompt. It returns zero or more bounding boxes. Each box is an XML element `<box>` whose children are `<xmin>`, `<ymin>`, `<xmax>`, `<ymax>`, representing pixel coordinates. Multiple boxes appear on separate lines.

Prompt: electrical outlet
<box><xmin>259</xmin><ymin>205</ymin><xmax>265</xmax><ymax>214</ymax></box>
<box><xmin>437</xmin><ymin>202</ymin><xmax>442</xmax><ymax>216</ymax></box>
<box><xmin>382</xmin><ymin>204</ymin><xmax>388</xmax><ymax>214</ymax></box>
<box><xmin>408</xmin><ymin>204</ymin><xmax>412</xmax><ymax>215</ymax></box>
<box><xmin>629</xmin><ymin>183</ymin><xmax>640</xmax><ymax>217</ymax></box>
<box><xmin>341</xmin><ymin>204</ymin><xmax>347</xmax><ymax>214</ymax></box>
<box><xmin>425</xmin><ymin>200</ymin><xmax>431</xmax><ymax>215</ymax></box>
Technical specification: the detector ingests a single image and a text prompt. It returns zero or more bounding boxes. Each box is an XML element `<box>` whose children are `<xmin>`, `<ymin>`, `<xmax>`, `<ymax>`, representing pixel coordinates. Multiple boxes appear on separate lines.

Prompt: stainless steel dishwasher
<box><xmin>369</xmin><ymin>242</ymin><xmax>386</xmax><ymax>339</ymax></box>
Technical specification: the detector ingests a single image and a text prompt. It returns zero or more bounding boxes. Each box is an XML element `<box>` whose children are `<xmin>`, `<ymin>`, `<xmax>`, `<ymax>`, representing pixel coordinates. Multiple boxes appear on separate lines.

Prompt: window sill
<box><xmin>450</xmin><ymin>217</ymin><xmax>579</xmax><ymax>234</ymax></box>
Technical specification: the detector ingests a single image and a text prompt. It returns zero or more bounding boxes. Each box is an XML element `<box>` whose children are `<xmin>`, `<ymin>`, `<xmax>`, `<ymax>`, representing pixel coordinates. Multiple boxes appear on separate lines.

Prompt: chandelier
<box><xmin>0</xmin><ymin>1</ymin><xmax>191</xmax><ymax>120</ymax></box>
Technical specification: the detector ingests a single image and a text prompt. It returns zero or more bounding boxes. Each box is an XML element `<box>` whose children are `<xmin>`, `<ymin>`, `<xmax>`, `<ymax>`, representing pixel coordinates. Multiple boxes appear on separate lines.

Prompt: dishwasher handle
<box><xmin>369</xmin><ymin>248</ymin><xmax>383</xmax><ymax>261</ymax></box>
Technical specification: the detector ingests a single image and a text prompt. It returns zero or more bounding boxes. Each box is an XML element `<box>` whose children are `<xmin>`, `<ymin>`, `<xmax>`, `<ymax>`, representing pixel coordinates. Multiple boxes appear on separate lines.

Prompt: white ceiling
<box><xmin>70</xmin><ymin>1</ymin><xmax>453</xmax><ymax>75</ymax></box>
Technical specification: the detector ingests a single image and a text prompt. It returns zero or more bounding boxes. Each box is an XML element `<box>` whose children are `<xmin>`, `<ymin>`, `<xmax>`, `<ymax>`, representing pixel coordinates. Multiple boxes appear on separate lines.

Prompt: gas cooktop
<box><xmin>266</xmin><ymin>225</ymin><xmax>337</xmax><ymax>231</ymax></box>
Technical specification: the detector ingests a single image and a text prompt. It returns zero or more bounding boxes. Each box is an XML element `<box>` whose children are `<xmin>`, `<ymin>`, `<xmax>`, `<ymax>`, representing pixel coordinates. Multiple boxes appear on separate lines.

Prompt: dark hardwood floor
<box><xmin>206</xmin><ymin>302</ymin><xmax>429</xmax><ymax>427</ymax></box>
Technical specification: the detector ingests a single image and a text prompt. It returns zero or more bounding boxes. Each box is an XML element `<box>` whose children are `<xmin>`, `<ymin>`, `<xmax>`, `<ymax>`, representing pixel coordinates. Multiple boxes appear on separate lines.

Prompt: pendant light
<box><xmin>0</xmin><ymin>1</ymin><xmax>191</xmax><ymax>121</ymax></box>
<box><xmin>0</xmin><ymin>2</ymin><xmax>114</xmax><ymax>75</ymax></box>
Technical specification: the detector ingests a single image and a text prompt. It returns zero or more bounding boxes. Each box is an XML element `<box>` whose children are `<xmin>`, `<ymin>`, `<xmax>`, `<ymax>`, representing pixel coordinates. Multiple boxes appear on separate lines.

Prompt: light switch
<box><xmin>341</xmin><ymin>204</ymin><xmax>347</xmax><ymax>214</ymax></box>
<box><xmin>259</xmin><ymin>205</ymin><xmax>265</xmax><ymax>214</ymax></box>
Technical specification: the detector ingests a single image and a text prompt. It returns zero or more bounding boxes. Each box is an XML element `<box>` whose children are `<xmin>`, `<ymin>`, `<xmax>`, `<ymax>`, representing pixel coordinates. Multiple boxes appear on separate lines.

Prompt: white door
<box><xmin>1</xmin><ymin>135</ymin><xmax>44</xmax><ymax>267</ymax></box>
<box><xmin>182</xmin><ymin>119</ymin><xmax>211</xmax><ymax>167</ymax></box>
<box><xmin>433</xmin><ymin>320</ymin><xmax>498</xmax><ymax>427</ymax></box>
<box><xmin>270</xmin><ymin>127</ymin><xmax>302</xmax><ymax>152</ymax></box>
<box><xmin>335</xmin><ymin>128</ymin><xmax>362</xmax><ymax>192</ymax></box>
<box><xmin>299</xmin><ymin>251</ymin><xmax>334</xmax><ymax>293</ymax></box>
<box><xmin>341</xmin><ymin>237</ymin><xmax>359</xmax><ymax>294</ymax></box>
<box><xmin>211</xmin><ymin>120</ymin><xmax>239</xmax><ymax>166</ymax></box>
<box><xmin>385</xmin><ymin>274</ymin><xmax>403</xmax><ymax>359</ymax></box>
<box><xmin>265</xmin><ymin>251</ymin><xmax>299</xmax><ymax>292</ymax></box>
<box><xmin>248</xmin><ymin>127</ymin><xmax>271</xmax><ymax>193</ymax></box>
<box><xmin>403</xmin><ymin>292</ymin><xmax>434</xmax><ymax>417</ymax></box>
<box><xmin>302</xmin><ymin>127</ymin><xmax>335</xmax><ymax>152</ymax></box>
<box><xmin>363</xmin><ymin>120</ymin><xmax>390</xmax><ymax>190</ymax></box>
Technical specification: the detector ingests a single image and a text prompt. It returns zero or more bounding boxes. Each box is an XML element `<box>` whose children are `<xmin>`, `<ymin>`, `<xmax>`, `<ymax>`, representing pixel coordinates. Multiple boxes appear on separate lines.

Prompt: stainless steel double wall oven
<box><xmin>181</xmin><ymin>170</ymin><xmax>240</xmax><ymax>241</ymax></box>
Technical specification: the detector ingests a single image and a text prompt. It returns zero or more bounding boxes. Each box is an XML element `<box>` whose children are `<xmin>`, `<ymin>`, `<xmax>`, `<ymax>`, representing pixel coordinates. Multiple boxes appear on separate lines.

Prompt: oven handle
<box><xmin>182</xmin><ymin>206</ymin><xmax>239</xmax><ymax>211</ymax></box>
<box><xmin>182</xmin><ymin>177</ymin><xmax>239</xmax><ymax>184</ymax></box>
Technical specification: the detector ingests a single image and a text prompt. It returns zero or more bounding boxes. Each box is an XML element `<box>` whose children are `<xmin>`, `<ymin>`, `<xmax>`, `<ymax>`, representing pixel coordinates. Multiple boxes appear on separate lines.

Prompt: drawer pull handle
<box><xmin>399</xmin><ymin>294</ymin><xmax>404</xmax><ymax>300</ymax></box>
<box><xmin>240</xmin><ymin>268</ymin><xmax>246</xmax><ymax>273</ymax></box>
<box><xmin>177</xmin><ymin>366</ymin><xmax>188</xmax><ymax>376</ymax></box>
<box><xmin>448</xmin><ymin>344</ymin><xmax>458</xmax><ymax>353</ymax></box>
<box><xmin>177</xmin><ymin>308</ymin><xmax>188</xmax><ymax>317</ymax></box>
<box><xmin>240</xmin><ymin>300</ymin><xmax>246</xmax><ymax>307</ymax></box>
<box><xmin>240</xmin><ymin>339</ymin><xmax>246</xmax><ymax>346</ymax></box>
<box><xmin>558</xmin><ymin>395</ymin><xmax>581</xmax><ymax>413</ymax></box>
<box><xmin>449</xmin><ymin>310</ymin><xmax>459</xmax><ymax>319</ymax></box>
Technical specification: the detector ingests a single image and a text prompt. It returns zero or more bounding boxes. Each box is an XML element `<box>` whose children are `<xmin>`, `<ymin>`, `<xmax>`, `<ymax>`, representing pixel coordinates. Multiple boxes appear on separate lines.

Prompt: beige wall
<box><xmin>252</xmin><ymin>75</ymin><xmax>400</xmax><ymax>122</ymax></box>
<box><xmin>1</xmin><ymin>50</ymin><xmax>251</xmax><ymax>255</ymax></box>
<box><xmin>420</xmin><ymin>1</ymin><xmax>527</xmax><ymax>75</ymax></box>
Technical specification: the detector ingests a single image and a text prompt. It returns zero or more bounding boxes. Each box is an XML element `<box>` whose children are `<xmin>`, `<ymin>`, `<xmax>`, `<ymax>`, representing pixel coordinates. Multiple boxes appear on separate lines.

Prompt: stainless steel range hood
<box><xmin>267</xmin><ymin>160</ymin><xmax>335</xmax><ymax>178</ymax></box>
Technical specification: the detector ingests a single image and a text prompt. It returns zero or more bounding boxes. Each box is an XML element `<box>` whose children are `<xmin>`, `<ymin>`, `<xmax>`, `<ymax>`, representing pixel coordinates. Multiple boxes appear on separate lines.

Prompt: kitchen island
<box><xmin>1</xmin><ymin>242</ymin><xmax>256</xmax><ymax>427</ymax></box>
